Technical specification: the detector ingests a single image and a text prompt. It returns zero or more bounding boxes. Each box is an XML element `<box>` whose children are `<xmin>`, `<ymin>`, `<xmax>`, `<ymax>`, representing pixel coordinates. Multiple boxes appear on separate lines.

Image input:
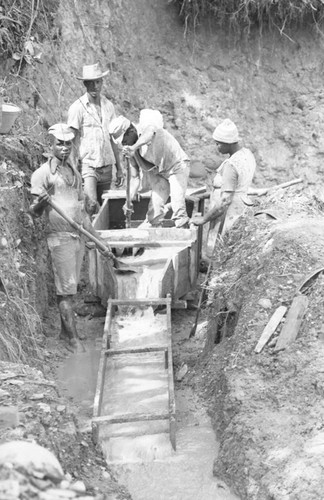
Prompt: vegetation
<box><xmin>171</xmin><ymin>0</ymin><xmax>324</xmax><ymax>34</ymax></box>
<box><xmin>0</xmin><ymin>0</ymin><xmax>58</xmax><ymax>69</ymax></box>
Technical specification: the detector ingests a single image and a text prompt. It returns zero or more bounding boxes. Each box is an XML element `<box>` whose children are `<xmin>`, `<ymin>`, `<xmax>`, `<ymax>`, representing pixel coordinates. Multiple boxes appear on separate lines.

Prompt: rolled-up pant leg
<box><xmin>168</xmin><ymin>161</ymin><xmax>190</xmax><ymax>227</ymax></box>
<box><xmin>145</xmin><ymin>170</ymin><xmax>170</xmax><ymax>226</ymax></box>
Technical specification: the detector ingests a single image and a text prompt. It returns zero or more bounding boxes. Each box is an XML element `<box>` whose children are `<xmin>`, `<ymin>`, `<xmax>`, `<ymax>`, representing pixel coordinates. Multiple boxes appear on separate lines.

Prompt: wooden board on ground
<box><xmin>254</xmin><ymin>306</ymin><xmax>287</xmax><ymax>353</ymax></box>
<box><xmin>274</xmin><ymin>295</ymin><xmax>309</xmax><ymax>352</ymax></box>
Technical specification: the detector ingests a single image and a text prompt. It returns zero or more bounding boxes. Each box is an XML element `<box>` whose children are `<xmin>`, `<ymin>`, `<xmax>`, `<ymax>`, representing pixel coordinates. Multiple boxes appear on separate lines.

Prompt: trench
<box><xmin>56</xmin><ymin>307</ymin><xmax>239</xmax><ymax>500</ymax></box>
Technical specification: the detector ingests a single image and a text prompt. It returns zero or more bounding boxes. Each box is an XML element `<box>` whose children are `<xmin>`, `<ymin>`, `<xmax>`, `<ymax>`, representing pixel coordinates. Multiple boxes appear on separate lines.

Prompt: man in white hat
<box><xmin>109</xmin><ymin>109</ymin><xmax>190</xmax><ymax>228</ymax></box>
<box><xmin>191</xmin><ymin>118</ymin><xmax>256</xmax><ymax>257</ymax></box>
<box><xmin>67</xmin><ymin>62</ymin><xmax>123</xmax><ymax>215</ymax></box>
<box><xmin>29</xmin><ymin>123</ymin><xmax>106</xmax><ymax>350</ymax></box>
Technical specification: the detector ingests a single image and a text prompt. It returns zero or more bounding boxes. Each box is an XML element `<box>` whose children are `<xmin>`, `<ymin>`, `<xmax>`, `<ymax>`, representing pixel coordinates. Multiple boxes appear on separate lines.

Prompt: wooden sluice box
<box><xmin>92</xmin><ymin>297</ymin><xmax>176</xmax><ymax>462</ymax></box>
<box><xmin>89</xmin><ymin>188</ymin><xmax>206</xmax><ymax>306</ymax></box>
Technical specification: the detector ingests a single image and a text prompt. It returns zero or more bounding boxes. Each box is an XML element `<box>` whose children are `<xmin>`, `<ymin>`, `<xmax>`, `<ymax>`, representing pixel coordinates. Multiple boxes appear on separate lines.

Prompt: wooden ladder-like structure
<box><xmin>92</xmin><ymin>297</ymin><xmax>176</xmax><ymax>458</ymax></box>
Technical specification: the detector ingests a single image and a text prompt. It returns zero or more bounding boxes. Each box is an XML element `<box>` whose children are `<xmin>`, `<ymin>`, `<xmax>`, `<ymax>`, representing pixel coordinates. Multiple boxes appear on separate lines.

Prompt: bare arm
<box><xmin>129</xmin><ymin>158</ymin><xmax>140</xmax><ymax>200</ymax></box>
<box><xmin>110</xmin><ymin>138</ymin><xmax>124</xmax><ymax>186</ymax></box>
<box><xmin>191</xmin><ymin>191</ymin><xmax>234</xmax><ymax>226</ymax></box>
<box><xmin>123</xmin><ymin>125</ymin><xmax>156</xmax><ymax>157</ymax></box>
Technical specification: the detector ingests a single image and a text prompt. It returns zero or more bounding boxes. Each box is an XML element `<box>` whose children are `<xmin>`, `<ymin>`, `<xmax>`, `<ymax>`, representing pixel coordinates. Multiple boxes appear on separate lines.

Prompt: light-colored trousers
<box><xmin>144</xmin><ymin>160</ymin><xmax>190</xmax><ymax>227</ymax></box>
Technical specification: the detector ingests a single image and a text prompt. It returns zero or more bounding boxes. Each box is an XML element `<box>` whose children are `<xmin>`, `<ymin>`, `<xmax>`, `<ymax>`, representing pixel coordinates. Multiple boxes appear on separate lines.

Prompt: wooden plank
<box><xmin>166</xmin><ymin>299</ymin><xmax>176</xmax><ymax>450</ymax></box>
<box><xmin>105</xmin><ymin>347</ymin><xmax>168</xmax><ymax>356</ymax></box>
<box><xmin>88</xmin><ymin>248</ymin><xmax>98</xmax><ymax>297</ymax></box>
<box><xmin>173</xmin><ymin>247</ymin><xmax>190</xmax><ymax>299</ymax></box>
<box><xmin>98</xmin><ymin>227</ymin><xmax>196</xmax><ymax>242</ymax></box>
<box><xmin>254</xmin><ymin>306</ymin><xmax>287</xmax><ymax>353</ymax></box>
<box><xmin>109</xmin><ymin>297</ymin><xmax>172</xmax><ymax>306</ymax></box>
<box><xmin>274</xmin><ymin>295</ymin><xmax>309</xmax><ymax>352</ymax></box>
<box><xmin>92</xmin><ymin>301</ymin><xmax>113</xmax><ymax>443</ymax></box>
<box><xmin>93</xmin><ymin>411</ymin><xmax>170</xmax><ymax>425</ymax></box>
<box><xmin>98</xmin><ymin>424</ymin><xmax>169</xmax><ymax>440</ymax></box>
<box><xmin>104</xmin><ymin>240</ymin><xmax>191</xmax><ymax>248</ymax></box>
<box><xmin>93</xmin><ymin>197</ymin><xmax>110</xmax><ymax>230</ymax></box>
<box><xmin>96</xmin><ymin>251</ymin><xmax>118</xmax><ymax>305</ymax></box>
<box><xmin>159</xmin><ymin>257</ymin><xmax>174</xmax><ymax>299</ymax></box>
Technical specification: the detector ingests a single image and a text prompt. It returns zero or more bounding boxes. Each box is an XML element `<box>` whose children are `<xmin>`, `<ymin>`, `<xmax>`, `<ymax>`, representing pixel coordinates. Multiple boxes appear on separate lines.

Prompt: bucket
<box><xmin>0</xmin><ymin>103</ymin><xmax>21</xmax><ymax>134</ymax></box>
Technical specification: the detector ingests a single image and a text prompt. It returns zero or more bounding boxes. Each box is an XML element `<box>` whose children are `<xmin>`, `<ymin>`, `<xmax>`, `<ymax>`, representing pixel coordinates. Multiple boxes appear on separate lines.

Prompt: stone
<box><xmin>0</xmin><ymin>441</ymin><xmax>64</xmax><ymax>482</ymax></box>
<box><xmin>258</xmin><ymin>298</ymin><xmax>272</xmax><ymax>310</ymax></box>
<box><xmin>70</xmin><ymin>480</ymin><xmax>86</xmax><ymax>493</ymax></box>
<box><xmin>0</xmin><ymin>406</ymin><xmax>19</xmax><ymax>430</ymax></box>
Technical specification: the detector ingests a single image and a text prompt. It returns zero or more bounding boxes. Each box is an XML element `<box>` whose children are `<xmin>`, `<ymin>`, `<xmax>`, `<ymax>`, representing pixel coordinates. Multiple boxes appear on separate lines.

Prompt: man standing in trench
<box><xmin>67</xmin><ymin>62</ymin><xmax>124</xmax><ymax>215</ymax></box>
<box><xmin>191</xmin><ymin>118</ymin><xmax>256</xmax><ymax>257</ymax></box>
<box><xmin>29</xmin><ymin>123</ymin><xmax>104</xmax><ymax>349</ymax></box>
<box><xmin>109</xmin><ymin>109</ymin><xmax>190</xmax><ymax>228</ymax></box>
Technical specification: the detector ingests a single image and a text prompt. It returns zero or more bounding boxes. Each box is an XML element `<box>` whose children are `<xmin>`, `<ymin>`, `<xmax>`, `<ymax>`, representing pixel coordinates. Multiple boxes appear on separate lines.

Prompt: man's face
<box><xmin>52</xmin><ymin>138</ymin><xmax>72</xmax><ymax>161</ymax></box>
<box><xmin>215</xmin><ymin>141</ymin><xmax>231</xmax><ymax>155</ymax></box>
<box><xmin>84</xmin><ymin>78</ymin><xmax>103</xmax><ymax>99</ymax></box>
<box><xmin>122</xmin><ymin>124</ymin><xmax>138</xmax><ymax>146</ymax></box>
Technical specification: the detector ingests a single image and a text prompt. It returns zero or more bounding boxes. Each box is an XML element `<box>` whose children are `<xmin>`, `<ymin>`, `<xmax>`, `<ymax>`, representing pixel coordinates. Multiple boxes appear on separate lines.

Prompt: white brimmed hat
<box><xmin>108</xmin><ymin>116</ymin><xmax>131</xmax><ymax>141</ymax></box>
<box><xmin>48</xmin><ymin>123</ymin><xmax>75</xmax><ymax>141</ymax></box>
<box><xmin>76</xmin><ymin>62</ymin><xmax>109</xmax><ymax>81</ymax></box>
<box><xmin>212</xmin><ymin>119</ymin><xmax>240</xmax><ymax>144</ymax></box>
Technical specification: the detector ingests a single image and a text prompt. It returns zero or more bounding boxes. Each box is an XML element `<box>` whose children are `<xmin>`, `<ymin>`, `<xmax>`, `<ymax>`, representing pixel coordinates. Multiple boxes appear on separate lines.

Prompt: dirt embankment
<box><xmin>193</xmin><ymin>188</ymin><xmax>324</xmax><ymax>499</ymax></box>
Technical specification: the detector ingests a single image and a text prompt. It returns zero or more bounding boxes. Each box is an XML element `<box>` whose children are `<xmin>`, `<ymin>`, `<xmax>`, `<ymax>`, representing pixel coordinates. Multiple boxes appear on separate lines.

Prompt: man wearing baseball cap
<box><xmin>29</xmin><ymin>123</ymin><xmax>103</xmax><ymax>350</ymax></box>
<box><xmin>191</xmin><ymin>118</ymin><xmax>256</xmax><ymax>257</ymax></box>
<box><xmin>67</xmin><ymin>63</ymin><xmax>123</xmax><ymax>215</ymax></box>
<box><xmin>109</xmin><ymin>109</ymin><xmax>190</xmax><ymax>228</ymax></box>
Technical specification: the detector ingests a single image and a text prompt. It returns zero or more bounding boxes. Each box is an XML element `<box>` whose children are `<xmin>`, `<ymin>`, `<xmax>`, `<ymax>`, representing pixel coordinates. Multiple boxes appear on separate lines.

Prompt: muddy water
<box><xmin>57</xmin><ymin>309</ymin><xmax>239</xmax><ymax>500</ymax></box>
<box><xmin>112</xmin><ymin>387</ymin><xmax>239</xmax><ymax>500</ymax></box>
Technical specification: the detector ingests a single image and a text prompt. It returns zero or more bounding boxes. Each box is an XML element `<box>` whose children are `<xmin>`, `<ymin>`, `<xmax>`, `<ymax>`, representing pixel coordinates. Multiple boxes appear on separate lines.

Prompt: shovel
<box><xmin>47</xmin><ymin>198</ymin><xmax>137</xmax><ymax>274</ymax></box>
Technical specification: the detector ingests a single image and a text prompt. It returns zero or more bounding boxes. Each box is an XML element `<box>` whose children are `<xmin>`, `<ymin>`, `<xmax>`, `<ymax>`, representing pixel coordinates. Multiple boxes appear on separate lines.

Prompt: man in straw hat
<box><xmin>191</xmin><ymin>118</ymin><xmax>256</xmax><ymax>257</ymax></box>
<box><xmin>29</xmin><ymin>123</ymin><xmax>107</xmax><ymax>350</ymax></box>
<box><xmin>109</xmin><ymin>109</ymin><xmax>190</xmax><ymax>228</ymax></box>
<box><xmin>67</xmin><ymin>62</ymin><xmax>123</xmax><ymax>216</ymax></box>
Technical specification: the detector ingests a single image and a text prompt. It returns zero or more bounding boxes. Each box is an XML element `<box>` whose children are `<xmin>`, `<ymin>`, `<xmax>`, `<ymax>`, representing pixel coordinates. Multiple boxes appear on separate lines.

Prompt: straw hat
<box><xmin>108</xmin><ymin>116</ymin><xmax>131</xmax><ymax>141</ymax></box>
<box><xmin>212</xmin><ymin>119</ymin><xmax>240</xmax><ymax>143</ymax></box>
<box><xmin>48</xmin><ymin>123</ymin><xmax>75</xmax><ymax>141</ymax></box>
<box><xmin>76</xmin><ymin>62</ymin><xmax>109</xmax><ymax>81</ymax></box>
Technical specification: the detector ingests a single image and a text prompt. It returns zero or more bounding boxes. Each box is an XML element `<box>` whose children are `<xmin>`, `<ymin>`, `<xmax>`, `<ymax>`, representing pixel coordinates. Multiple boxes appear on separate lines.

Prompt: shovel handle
<box><xmin>47</xmin><ymin>198</ymin><xmax>110</xmax><ymax>254</ymax></box>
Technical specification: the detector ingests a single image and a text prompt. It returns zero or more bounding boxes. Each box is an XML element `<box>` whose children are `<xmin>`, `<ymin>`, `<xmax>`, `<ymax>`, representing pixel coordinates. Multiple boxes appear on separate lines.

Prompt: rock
<box><xmin>0</xmin><ymin>406</ymin><xmax>19</xmax><ymax>430</ymax></box>
<box><xmin>39</xmin><ymin>489</ymin><xmax>77</xmax><ymax>499</ymax></box>
<box><xmin>0</xmin><ymin>441</ymin><xmax>64</xmax><ymax>482</ymax></box>
<box><xmin>30</xmin><ymin>393</ymin><xmax>45</xmax><ymax>400</ymax></box>
<box><xmin>258</xmin><ymin>298</ymin><xmax>272</xmax><ymax>309</ymax></box>
<box><xmin>0</xmin><ymin>479</ymin><xmax>20</xmax><ymax>498</ymax></box>
<box><xmin>70</xmin><ymin>480</ymin><xmax>86</xmax><ymax>493</ymax></box>
<box><xmin>176</xmin><ymin>364</ymin><xmax>188</xmax><ymax>382</ymax></box>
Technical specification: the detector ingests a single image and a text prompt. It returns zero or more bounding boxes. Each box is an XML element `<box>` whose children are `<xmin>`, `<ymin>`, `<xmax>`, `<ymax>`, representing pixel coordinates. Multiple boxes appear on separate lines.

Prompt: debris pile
<box><xmin>195</xmin><ymin>190</ymin><xmax>324</xmax><ymax>499</ymax></box>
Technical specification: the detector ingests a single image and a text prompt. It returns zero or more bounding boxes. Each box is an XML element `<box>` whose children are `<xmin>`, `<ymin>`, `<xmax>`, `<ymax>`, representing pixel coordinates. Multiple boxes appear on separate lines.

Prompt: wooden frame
<box><xmin>92</xmin><ymin>296</ymin><xmax>176</xmax><ymax>451</ymax></box>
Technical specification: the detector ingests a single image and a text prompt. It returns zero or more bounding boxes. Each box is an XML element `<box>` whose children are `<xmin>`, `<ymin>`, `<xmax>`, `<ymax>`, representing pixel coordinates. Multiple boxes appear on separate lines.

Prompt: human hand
<box><xmin>122</xmin><ymin>202</ymin><xmax>134</xmax><ymax>216</ymax></box>
<box><xmin>190</xmin><ymin>215</ymin><xmax>205</xmax><ymax>226</ymax></box>
<box><xmin>122</xmin><ymin>146</ymin><xmax>135</xmax><ymax>158</ymax></box>
<box><xmin>38</xmin><ymin>190</ymin><xmax>50</xmax><ymax>206</ymax></box>
<box><xmin>115</xmin><ymin>173</ymin><xmax>124</xmax><ymax>188</ymax></box>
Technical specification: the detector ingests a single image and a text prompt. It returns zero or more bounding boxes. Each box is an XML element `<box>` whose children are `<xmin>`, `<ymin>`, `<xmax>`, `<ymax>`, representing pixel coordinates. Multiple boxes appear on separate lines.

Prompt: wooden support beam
<box><xmin>274</xmin><ymin>295</ymin><xmax>309</xmax><ymax>352</ymax></box>
<box><xmin>254</xmin><ymin>306</ymin><xmax>287</xmax><ymax>353</ymax></box>
<box><xmin>109</xmin><ymin>297</ymin><xmax>172</xmax><ymax>306</ymax></box>
<box><xmin>93</xmin><ymin>411</ymin><xmax>170</xmax><ymax>425</ymax></box>
<box><xmin>105</xmin><ymin>240</ymin><xmax>191</xmax><ymax>248</ymax></box>
<box><xmin>105</xmin><ymin>347</ymin><xmax>168</xmax><ymax>356</ymax></box>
